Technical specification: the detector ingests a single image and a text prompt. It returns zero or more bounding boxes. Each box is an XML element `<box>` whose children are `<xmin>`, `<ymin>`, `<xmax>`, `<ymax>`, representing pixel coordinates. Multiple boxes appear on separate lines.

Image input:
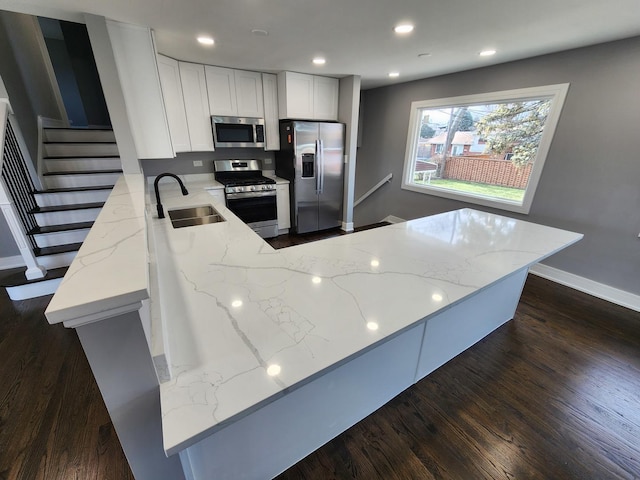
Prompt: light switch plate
<box><xmin>193</xmin><ymin>160</ymin><xmax>203</xmax><ymax>167</ymax></box>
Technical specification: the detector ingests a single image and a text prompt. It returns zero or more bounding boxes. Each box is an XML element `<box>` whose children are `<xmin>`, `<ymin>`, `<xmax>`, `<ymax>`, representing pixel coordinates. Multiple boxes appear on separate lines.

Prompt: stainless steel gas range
<box><xmin>213</xmin><ymin>159</ymin><xmax>278</xmax><ymax>238</ymax></box>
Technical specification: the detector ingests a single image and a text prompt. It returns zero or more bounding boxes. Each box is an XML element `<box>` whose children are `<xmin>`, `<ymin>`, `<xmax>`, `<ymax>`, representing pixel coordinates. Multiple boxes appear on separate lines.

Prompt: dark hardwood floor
<box><xmin>1</xmin><ymin>235</ymin><xmax>639</xmax><ymax>479</ymax></box>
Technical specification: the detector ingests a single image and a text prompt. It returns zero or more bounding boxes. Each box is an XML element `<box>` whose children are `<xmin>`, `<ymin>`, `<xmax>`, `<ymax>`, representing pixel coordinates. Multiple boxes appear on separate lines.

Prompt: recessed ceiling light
<box><xmin>394</xmin><ymin>24</ymin><xmax>414</xmax><ymax>34</ymax></box>
<box><xmin>197</xmin><ymin>36</ymin><xmax>214</xmax><ymax>46</ymax></box>
<box><xmin>312</xmin><ymin>57</ymin><xmax>326</xmax><ymax>65</ymax></box>
<box><xmin>479</xmin><ymin>49</ymin><xmax>496</xmax><ymax>56</ymax></box>
<box><xmin>388</xmin><ymin>72</ymin><xmax>400</xmax><ymax>78</ymax></box>
<box><xmin>251</xmin><ymin>29</ymin><xmax>268</xmax><ymax>36</ymax></box>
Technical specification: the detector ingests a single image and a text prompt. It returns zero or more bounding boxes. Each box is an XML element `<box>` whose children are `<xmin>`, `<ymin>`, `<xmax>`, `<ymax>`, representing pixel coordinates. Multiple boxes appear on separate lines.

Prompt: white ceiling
<box><xmin>3</xmin><ymin>0</ymin><xmax>640</xmax><ymax>89</ymax></box>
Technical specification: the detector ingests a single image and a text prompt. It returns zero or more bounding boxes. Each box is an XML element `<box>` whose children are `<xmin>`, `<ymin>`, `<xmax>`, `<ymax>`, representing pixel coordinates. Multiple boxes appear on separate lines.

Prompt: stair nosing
<box><xmin>34</xmin><ymin>243</ymin><xmax>83</xmax><ymax>257</ymax></box>
<box><xmin>43</xmin><ymin>141</ymin><xmax>117</xmax><ymax>145</ymax></box>
<box><xmin>43</xmin><ymin>155</ymin><xmax>121</xmax><ymax>159</ymax></box>
<box><xmin>29</xmin><ymin>202</ymin><xmax>105</xmax><ymax>214</ymax></box>
<box><xmin>33</xmin><ymin>185</ymin><xmax>115</xmax><ymax>194</ymax></box>
<box><xmin>43</xmin><ymin>169</ymin><xmax>122</xmax><ymax>176</ymax></box>
<box><xmin>28</xmin><ymin>221</ymin><xmax>94</xmax><ymax>235</ymax></box>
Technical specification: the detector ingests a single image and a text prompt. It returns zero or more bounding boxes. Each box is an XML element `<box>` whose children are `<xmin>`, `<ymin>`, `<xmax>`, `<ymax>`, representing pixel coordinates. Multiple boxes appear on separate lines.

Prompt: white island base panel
<box><xmin>178</xmin><ymin>268</ymin><xmax>528</xmax><ymax>480</ymax></box>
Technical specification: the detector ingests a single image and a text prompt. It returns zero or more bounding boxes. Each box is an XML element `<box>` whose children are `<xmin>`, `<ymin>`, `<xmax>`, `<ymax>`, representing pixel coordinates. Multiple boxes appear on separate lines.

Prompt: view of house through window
<box><xmin>402</xmin><ymin>84</ymin><xmax>569</xmax><ymax>214</ymax></box>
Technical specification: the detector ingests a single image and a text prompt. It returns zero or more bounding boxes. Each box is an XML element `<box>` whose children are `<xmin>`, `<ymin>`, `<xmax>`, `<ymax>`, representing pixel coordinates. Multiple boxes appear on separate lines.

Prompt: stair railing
<box><xmin>354</xmin><ymin>173</ymin><xmax>393</xmax><ymax>208</ymax></box>
<box><xmin>0</xmin><ymin>100</ymin><xmax>47</xmax><ymax>279</ymax></box>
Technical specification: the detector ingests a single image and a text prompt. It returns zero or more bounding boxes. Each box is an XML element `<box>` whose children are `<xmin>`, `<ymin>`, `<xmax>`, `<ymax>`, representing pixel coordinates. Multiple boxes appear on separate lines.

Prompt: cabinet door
<box><xmin>179</xmin><ymin>62</ymin><xmax>214</xmax><ymax>151</ymax></box>
<box><xmin>106</xmin><ymin>21</ymin><xmax>174</xmax><ymax>158</ymax></box>
<box><xmin>276</xmin><ymin>183</ymin><xmax>291</xmax><ymax>230</ymax></box>
<box><xmin>262</xmin><ymin>73</ymin><xmax>280</xmax><ymax>151</ymax></box>
<box><xmin>313</xmin><ymin>76</ymin><xmax>339</xmax><ymax>121</ymax></box>
<box><xmin>278</xmin><ymin>71</ymin><xmax>314</xmax><ymax>120</ymax></box>
<box><xmin>235</xmin><ymin>70</ymin><xmax>264</xmax><ymax>118</ymax></box>
<box><xmin>157</xmin><ymin>55</ymin><xmax>191</xmax><ymax>153</ymax></box>
<box><xmin>205</xmin><ymin>66</ymin><xmax>237</xmax><ymax>116</ymax></box>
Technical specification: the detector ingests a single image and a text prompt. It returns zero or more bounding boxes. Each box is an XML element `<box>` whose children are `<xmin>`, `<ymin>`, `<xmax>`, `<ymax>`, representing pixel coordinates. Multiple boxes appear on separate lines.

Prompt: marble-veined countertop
<box><xmin>147</xmin><ymin>178</ymin><xmax>583</xmax><ymax>456</ymax></box>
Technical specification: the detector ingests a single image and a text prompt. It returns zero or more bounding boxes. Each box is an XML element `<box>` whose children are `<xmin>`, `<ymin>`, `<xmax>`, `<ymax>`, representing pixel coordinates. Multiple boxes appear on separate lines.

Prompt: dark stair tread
<box><xmin>43</xmin><ymin>141</ymin><xmax>117</xmax><ymax>145</ymax></box>
<box><xmin>34</xmin><ymin>243</ymin><xmax>83</xmax><ymax>257</ymax></box>
<box><xmin>33</xmin><ymin>185</ymin><xmax>115</xmax><ymax>194</ymax></box>
<box><xmin>43</xmin><ymin>169</ymin><xmax>123</xmax><ymax>176</ymax></box>
<box><xmin>28</xmin><ymin>221</ymin><xmax>94</xmax><ymax>235</ymax></box>
<box><xmin>44</xmin><ymin>155</ymin><xmax>120</xmax><ymax>159</ymax></box>
<box><xmin>0</xmin><ymin>267</ymin><xmax>68</xmax><ymax>287</ymax></box>
<box><xmin>44</xmin><ymin>127</ymin><xmax>113</xmax><ymax>131</ymax></box>
<box><xmin>44</xmin><ymin>154</ymin><xmax>120</xmax><ymax>159</ymax></box>
<box><xmin>29</xmin><ymin>202</ymin><xmax>105</xmax><ymax>214</ymax></box>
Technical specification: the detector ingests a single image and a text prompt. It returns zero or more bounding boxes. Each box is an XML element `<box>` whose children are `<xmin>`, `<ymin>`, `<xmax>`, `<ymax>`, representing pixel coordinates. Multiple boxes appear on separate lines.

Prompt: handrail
<box><xmin>354</xmin><ymin>173</ymin><xmax>392</xmax><ymax>207</ymax></box>
<box><xmin>0</xmin><ymin>102</ymin><xmax>46</xmax><ymax>279</ymax></box>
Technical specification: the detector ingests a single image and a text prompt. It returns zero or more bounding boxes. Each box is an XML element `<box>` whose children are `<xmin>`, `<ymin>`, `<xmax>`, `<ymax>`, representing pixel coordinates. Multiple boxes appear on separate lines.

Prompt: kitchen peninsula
<box><xmin>45</xmin><ymin>174</ymin><xmax>582</xmax><ymax>480</ymax></box>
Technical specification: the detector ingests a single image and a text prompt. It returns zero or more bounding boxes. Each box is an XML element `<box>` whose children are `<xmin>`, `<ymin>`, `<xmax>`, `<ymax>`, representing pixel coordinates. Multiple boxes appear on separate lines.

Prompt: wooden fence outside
<box><xmin>441</xmin><ymin>156</ymin><xmax>532</xmax><ymax>189</ymax></box>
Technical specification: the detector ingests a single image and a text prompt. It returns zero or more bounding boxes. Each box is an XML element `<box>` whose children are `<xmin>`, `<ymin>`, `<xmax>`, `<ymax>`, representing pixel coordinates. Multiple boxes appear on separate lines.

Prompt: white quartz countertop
<box><xmin>147</xmin><ymin>178</ymin><xmax>583</xmax><ymax>456</ymax></box>
<box><xmin>46</xmin><ymin>174</ymin><xmax>148</xmax><ymax>326</ymax></box>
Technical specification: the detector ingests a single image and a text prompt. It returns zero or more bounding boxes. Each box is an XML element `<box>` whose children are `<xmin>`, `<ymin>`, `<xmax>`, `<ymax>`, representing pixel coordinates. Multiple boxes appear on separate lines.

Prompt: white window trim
<box><xmin>401</xmin><ymin>83</ymin><xmax>570</xmax><ymax>214</ymax></box>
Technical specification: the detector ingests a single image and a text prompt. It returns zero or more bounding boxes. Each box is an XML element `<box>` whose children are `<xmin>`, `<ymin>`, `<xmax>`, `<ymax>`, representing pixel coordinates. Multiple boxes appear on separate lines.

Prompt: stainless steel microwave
<box><xmin>211</xmin><ymin>116</ymin><xmax>265</xmax><ymax>148</ymax></box>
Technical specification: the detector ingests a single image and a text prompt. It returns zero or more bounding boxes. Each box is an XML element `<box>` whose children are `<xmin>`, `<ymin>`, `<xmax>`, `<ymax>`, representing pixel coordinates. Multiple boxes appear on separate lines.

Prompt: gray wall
<box><xmin>356</xmin><ymin>36</ymin><xmax>640</xmax><ymax>296</ymax></box>
<box><xmin>141</xmin><ymin>149</ymin><xmax>276</xmax><ymax>177</ymax></box>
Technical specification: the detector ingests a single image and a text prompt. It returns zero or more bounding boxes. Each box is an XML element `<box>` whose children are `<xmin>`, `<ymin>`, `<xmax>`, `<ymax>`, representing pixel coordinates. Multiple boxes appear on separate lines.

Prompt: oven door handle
<box><xmin>226</xmin><ymin>190</ymin><xmax>276</xmax><ymax>200</ymax></box>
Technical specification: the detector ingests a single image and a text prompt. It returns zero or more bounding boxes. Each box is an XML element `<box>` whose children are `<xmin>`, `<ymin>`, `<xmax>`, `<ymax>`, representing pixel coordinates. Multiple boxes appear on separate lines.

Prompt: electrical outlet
<box><xmin>193</xmin><ymin>160</ymin><xmax>203</xmax><ymax>167</ymax></box>
<box><xmin>264</xmin><ymin>158</ymin><xmax>272</xmax><ymax>165</ymax></box>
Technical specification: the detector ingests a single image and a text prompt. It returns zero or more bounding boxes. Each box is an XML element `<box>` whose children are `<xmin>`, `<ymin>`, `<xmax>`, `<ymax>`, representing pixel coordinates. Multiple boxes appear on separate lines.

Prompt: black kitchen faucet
<box><xmin>153</xmin><ymin>173</ymin><xmax>189</xmax><ymax>219</ymax></box>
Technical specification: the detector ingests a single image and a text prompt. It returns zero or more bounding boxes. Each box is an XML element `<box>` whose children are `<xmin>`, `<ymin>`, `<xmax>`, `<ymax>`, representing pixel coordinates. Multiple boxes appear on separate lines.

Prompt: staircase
<box><xmin>2</xmin><ymin>127</ymin><xmax>121</xmax><ymax>300</ymax></box>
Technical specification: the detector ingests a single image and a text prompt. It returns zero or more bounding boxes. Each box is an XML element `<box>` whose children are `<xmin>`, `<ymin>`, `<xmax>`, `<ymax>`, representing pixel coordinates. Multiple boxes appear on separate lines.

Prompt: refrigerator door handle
<box><xmin>319</xmin><ymin>139</ymin><xmax>325</xmax><ymax>194</ymax></box>
<box><xmin>315</xmin><ymin>139</ymin><xmax>321</xmax><ymax>193</ymax></box>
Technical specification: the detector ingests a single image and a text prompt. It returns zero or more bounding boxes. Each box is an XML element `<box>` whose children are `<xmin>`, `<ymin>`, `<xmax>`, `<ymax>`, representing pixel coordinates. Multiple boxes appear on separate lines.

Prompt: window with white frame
<box><xmin>401</xmin><ymin>84</ymin><xmax>569</xmax><ymax>214</ymax></box>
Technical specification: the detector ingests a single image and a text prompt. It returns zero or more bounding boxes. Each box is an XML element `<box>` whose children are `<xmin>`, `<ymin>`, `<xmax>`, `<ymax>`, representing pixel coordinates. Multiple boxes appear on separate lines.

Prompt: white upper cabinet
<box><xmin>179</xmin><ymin>62</ymin><xmax>215</xmax><ymax>151</ymax></box>
<box><xmin>277</xmin><ymin>71</ymin><xmax>338</xmax><ymax>121</ymax></box>
<box><xmin>262</xmin><ymin>73</ymin><xmax>280</xmax><ymax>151</ymax></box>
<box><xmin>235</xmin><ymin>70</ymin><xmax>264</xmax><ymax>118</ymax></box>
<box><xmin>157</xmin><ymin>55</ymin><xmax>191</xmax><ymax>153</ymax></box>
<box><xmin>206</xmin><ymin>66</ymin><xmax>264</xmax><ymax>118</ymax></box>
<box><xmin>205</xmin><ymin>66</ymin><xmax>237</xmax><ymax>116</ymax></box>
<box><xmin>313</xmin><ymin>76</ymin><xmax>339</xmax><ymax>121</ymax></box>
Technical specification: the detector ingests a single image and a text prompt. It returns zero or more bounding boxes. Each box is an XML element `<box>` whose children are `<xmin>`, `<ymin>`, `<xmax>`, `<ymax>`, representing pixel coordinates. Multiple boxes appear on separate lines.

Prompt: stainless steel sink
<box><xmin>167</xmin><ymin>205</ymin><xmax>225</xmax><ymax>229</ymax></box>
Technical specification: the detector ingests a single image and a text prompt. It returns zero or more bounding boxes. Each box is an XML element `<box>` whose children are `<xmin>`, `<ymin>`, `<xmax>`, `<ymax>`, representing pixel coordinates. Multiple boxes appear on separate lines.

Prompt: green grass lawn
<box><xmin>418</xmin><ymin>177</ymin><xmax>525</xmax><ymax>202</ymax></box>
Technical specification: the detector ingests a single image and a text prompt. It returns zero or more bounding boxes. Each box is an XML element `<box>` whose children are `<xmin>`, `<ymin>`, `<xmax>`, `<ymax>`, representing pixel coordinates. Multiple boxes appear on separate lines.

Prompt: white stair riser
<box><xmin>34</xmin><ymin>189</ymin><xmax>112</xmax><ymax>207</ymax></box>
<box><xmin>37</xmin><ymin>251</ymin><xmax>77</xmax><ymax>270</ymax></box>
<box><xmin>44</xmin><ymin>173</ymin><xmax>121</xmax><ymax>189</ymax></box>
<box><xmin>44</xmin><ymin>129</ymin><xmax>115</xmax><ymax>143</ymax></box>
<box><xmin>6</xmin><ymin>277</ymin><xmax>63</xmax><ymax>300</ymax></box>
<box><xmin>44</xmin><ymin>143</ymin><xmax>119</xmax><ymax>157</ymax></box>
<box><xmin>33</xmin><ymin>229</ymin><xmax>89</xmax><ymax>248</ymax></box>
<box><xmin>34</xmin><ymin>208</ymin><xmax>101</xmax><ymax>226</ymax></box>
<box><xmin>44</xmin><ymin>157</ymin><xmax>122</xmax><ymax>172</ymax></box>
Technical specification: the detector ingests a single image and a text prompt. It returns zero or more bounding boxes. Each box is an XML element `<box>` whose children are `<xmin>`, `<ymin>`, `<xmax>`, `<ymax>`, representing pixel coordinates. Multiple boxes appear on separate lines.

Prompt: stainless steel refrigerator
<box><xmin>275</xmin><ymin>121</ymin><xmax>345</xmax><ymax>234</ymax></box>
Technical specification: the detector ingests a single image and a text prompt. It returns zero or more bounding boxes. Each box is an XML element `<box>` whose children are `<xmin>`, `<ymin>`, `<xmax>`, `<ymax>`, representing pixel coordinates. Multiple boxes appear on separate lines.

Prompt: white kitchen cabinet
<box><xmin>277</xmin><ymin>71</ymin><xmax>339</xmax><ymax>121</ymax></box>
<box><xmin>276</xmin><ymin>183</ymin><xmax>291</xmax><ymax>231</ymax></box>
<box><xmin>206</xmin><ymin>66</ymin><xmax>264</xmax><ymax>118</ymax></box>
<box><xmin>206</xmin><ymin>187</ymin><xmax>225</xmax><ymax>205</ymax></box>
<box><xmin>262</xmin><ymin>73</ymin><xmax>280</xmax><ymax>151</ymax></box>
<box><xmin>106</xmin><ymin>21</ymin><xmax>174</xmax><ymax>159</ymax></box>
<box><xmin>313</xmin><ymin>76</ymin><xmax>339</xmax><ymax>121</ymax></box>
<box><xmin>157</xmin><ymin>55</ymin><xmax>190</xmax><ymax>153</ymax></box>
<box><xmin>235</xmin><ymin>70</ymin><xmax>264</xmax><ymax>118</ymax></box>
<box><xmin>179</xmin><ymin>62</ymin><xmax>214</xmax><ymax>151</ymax></box>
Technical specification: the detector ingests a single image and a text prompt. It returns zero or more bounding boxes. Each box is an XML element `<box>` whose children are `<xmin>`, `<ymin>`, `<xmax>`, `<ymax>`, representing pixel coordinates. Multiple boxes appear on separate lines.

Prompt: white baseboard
<box><xmin>0</xmin><ymin>255</ymin><xmax>26</xmax><ymax>270</ymax></box>
<box><xmin>341</xmin><ymin>221</ymin><xmax>354</xmax><ymax>232</ymax></box>
<box><xmin>529</xmin><ymin>263</ymin><xmax>640</xmax><ymax>313</ymax></box>
<box><xmin>5</xmin><ymin>277</ymin><xmax>61</xmax><ymax>300</ymax></box>
<box><xmin>382</xmin><ymin>215</ymin><xmax>405</xmax><ymax>224</ymax></box>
